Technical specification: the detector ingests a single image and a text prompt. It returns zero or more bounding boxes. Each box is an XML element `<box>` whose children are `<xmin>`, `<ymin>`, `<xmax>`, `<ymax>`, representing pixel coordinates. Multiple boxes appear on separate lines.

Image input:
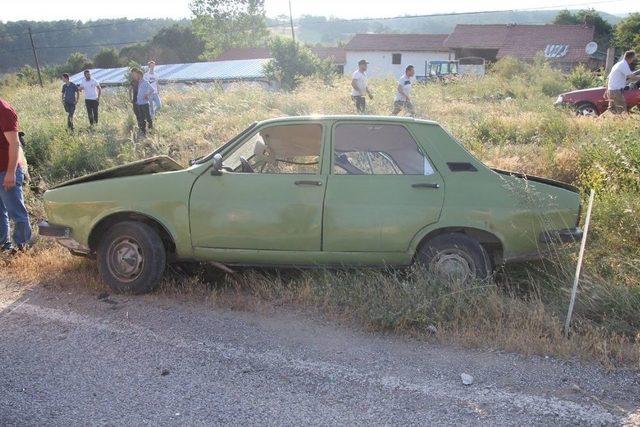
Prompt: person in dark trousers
<box><xmin>129</xmin><ymin>71</ymin><xmax>140</xmax><ymax>120</ymax></box>
<box><xmin>0</xmin><ymin>98</ymin><xmax>32</xmax><ymax>254</ymax></box>
<box><xmin>77</xmin><ymin>69</ymin><xmax>101</xmax><ymax>126</ymax></box>
<box><xmin>61</xmin><ymin>73</ymin><xmax>79</xmax><ymax>130</ymax></box>
<box><xmin>131</xmin><ymin>68</ymin><xmax>154</xmax><ymax>135</ymax></box>
<box><xmin>351</xmin><ymin>59</ymin><xmax>373</xmax><ymax>114</ymax></box>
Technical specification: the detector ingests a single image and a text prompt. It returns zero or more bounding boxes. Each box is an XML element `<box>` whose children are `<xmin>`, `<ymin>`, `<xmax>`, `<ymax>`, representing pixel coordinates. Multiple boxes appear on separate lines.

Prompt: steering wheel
<box><xmin>239</xmin><ymin>156</ymin><xmax>255</xmax><ymax>173</ymax></box>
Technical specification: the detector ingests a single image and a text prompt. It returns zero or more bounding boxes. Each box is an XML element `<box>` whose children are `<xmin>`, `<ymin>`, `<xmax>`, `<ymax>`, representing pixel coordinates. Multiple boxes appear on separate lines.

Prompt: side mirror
<box><xmin>211</xmin><ymin>153</ymin><xmax>223</xmax><ymax>176</ymax></box>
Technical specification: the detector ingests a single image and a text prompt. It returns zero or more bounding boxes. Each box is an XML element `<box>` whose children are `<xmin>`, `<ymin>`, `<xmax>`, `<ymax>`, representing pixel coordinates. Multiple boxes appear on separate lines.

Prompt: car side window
<box><xmin>333</xmin><ymin>124</ymin><xmax>434</xmax><ymax>175</ymax></box>
<box><xmin>225</xmin><ymin>124</ymin><xmax>323</xmax><ymax>174</ymax></box>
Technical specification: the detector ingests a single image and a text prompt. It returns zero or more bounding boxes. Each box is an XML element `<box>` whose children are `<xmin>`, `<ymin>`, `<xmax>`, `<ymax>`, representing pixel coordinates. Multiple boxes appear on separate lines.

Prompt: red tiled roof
<box><xmin>444</xmin><ymin>24</ymin><xmax>596</xmax><ymax>63</ymax></box>
<box><xmin>310</xmin><ymin>47</ymin><xmax>346</xmax><ymax>64</ymax></box>
<box><xmin>214</xmin><ymin>48</ymin><xmax>271</xmax><ymax>61</ymax></box>
<box><xmin>213</xmin><ymin>47</ymin><xmax>346</xmax><ymax>64</ymax></box>
<box><xmin>345</xmin><ymin>33</ymin><xmax>449</xmax><ymax>52</ymax></box>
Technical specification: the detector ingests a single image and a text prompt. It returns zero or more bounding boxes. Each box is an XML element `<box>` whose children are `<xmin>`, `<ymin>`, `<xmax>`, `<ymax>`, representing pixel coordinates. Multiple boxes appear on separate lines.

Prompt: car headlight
<box><xmin>554</xmin><ymin>95</ymin><xmax>564</xmax><ymax>105</ymax></box>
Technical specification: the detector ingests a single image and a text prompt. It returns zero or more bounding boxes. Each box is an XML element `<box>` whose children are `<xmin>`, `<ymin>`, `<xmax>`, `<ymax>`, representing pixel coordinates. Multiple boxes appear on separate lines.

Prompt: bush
<box><xmin>567</xmin><ymin>65</ymin><xmax>597</xmax><ymax>89</ymax></box>
<box><xmin>491</xmin><ymin>57</ymin><xmax>529</xmax><ymax>80</ymax></box>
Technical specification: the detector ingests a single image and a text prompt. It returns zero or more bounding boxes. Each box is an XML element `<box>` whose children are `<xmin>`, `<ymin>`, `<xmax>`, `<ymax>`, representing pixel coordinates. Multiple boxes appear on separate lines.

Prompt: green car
<box><xmin>39</xmin><ymin>116</ymin><xmax>582</xmax><ymax>294</ymax></box>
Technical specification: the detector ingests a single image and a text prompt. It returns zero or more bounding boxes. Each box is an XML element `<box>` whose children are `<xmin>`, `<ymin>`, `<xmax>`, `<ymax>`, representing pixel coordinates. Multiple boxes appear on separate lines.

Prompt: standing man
<box><xmin>0</xmin><ymin>98</ymin><xmax>31</xmax><ymax>253</ymax></box>
<box><xmin>132</xmin><ymin>69</ymin><xmax>154</xmax><ymax>135</ymax></box>
<box><xmin>61</xmin><ymin>73</ymin><xmax>79</xmax><ymax>130</ymax></box>
<box><xmin>351</xmin><ymin>59</ymin><xmax>373</xmax><ymax>114</ymax></box>
<box><xmin>144</xmin><ymin>60</ymin><xmax>161</xmax><ymax>117</ymax></box>
<box><xmin>78</xmin><ymin>69</ymin><xmax>101</xmax><ymax>126</ymax></box>
<box><xmin>607</xmin><ymin>50</ymin><xmax>639</xmax><ymax>114</ymax></box>
<box><xmin>391</xmin><ymin>65</ymin><xmax>416</xmax><ymax>117</ymax></box>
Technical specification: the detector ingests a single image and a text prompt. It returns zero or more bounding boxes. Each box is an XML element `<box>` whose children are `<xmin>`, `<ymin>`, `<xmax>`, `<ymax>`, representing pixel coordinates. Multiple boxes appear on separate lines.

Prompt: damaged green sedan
<box><xmin>39</xmin><ymin>116</ymin><xmax>582</xmax><ymax>294</ymax></box>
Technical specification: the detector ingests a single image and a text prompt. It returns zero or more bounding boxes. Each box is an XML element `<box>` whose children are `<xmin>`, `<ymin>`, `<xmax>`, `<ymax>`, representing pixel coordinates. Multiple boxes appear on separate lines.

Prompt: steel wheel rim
<box><xmin>578</xmin><ymin>106</ymin><xmax>597</xmax><ymax>117</ymax></box>
<box><xmin>430</xmin><ymin>249</ymin><xmax>476</xmax><ymax>285</ymax></box>
<box><xmin>107</xmin><ymin>236</ymin><xmax>144</xmax><ymax>283</ymax></box>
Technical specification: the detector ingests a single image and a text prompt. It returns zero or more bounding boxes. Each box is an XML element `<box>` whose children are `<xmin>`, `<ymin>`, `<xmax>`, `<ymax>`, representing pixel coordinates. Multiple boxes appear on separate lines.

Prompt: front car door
<box><xmin>189</xmin><ymin>122</ymin><xmax>327</xmax><ymax>251</ymax></box>
<box><xmin>323</xmin><ymin>122</ymin><xmax>444</xmax><ymax>253</ymax></box>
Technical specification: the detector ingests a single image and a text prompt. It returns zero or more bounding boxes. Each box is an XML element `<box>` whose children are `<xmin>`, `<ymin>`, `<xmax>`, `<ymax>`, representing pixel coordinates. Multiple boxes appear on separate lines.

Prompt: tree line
<box><xmin>3</xmin><ymin>1</ymin><xmax>640</xmax><ymax>90</ymax></box>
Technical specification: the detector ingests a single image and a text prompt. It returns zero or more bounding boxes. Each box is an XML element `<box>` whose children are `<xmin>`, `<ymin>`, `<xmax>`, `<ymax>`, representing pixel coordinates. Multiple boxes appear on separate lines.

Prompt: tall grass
<box><xmin>2</xmin><ymin>58</ymin><xmax>639</xmax><ymax>367</ymax></box>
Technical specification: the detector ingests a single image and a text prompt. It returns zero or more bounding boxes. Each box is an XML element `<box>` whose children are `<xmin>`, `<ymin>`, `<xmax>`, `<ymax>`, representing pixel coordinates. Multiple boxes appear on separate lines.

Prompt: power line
<box><xmin>3</xmin><ymin>39</ymin><xmax>150</xmax><ymax>53</ymax></box>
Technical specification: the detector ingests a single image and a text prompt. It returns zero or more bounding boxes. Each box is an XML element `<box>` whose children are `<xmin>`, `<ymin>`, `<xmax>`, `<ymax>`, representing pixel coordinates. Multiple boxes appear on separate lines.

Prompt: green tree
<box><xmin>65</xmin><ymin>52</ymin><xmax>92</xmax><ymax>74</ymax></box>
<box><xmin>614</xmin><ymin>13</ymin><xmax>640</xmax><ymax>51</ymax></box>
<box><xmin>190</xmin><ymin>0</ymin><xmax>268</xmax><ymax>59</ymax></box>
<box><xmin>93</xmin><ymin>47</ymin><xmax>122</xmax><ymax>68</ymax></box>
<box><xmin>553</xmin><ymin>9</ymin><xmax>613</xmax><ymax>45</ymax></box>
<box><xmin>147</xmin><ymin>25</ymin><xmax>205</xmax><ymax>63</ymax></box>
<box><xmin>119</xmin><ymin>44</ymin><xmax>149</xmax><ymax>65</ymax></box>
<box><xmin>263</xmin><ymin>37</ymin><xmax>335</xmax><ymax>91</ymax></box>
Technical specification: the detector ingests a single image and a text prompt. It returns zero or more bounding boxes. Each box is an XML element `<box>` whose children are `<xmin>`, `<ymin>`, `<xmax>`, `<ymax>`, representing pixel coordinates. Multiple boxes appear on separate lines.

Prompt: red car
<box><xmin>555</xmin><ymin>82</ymin><xmax>640</xmax><ymax>116</ymax></box>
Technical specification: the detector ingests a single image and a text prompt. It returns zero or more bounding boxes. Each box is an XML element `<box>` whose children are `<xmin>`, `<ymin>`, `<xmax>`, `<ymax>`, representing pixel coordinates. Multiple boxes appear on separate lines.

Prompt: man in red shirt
<box><xmin>0</xmin><ymin>98</ymin><xmax>31</xmax><ymax>252</ymax></box>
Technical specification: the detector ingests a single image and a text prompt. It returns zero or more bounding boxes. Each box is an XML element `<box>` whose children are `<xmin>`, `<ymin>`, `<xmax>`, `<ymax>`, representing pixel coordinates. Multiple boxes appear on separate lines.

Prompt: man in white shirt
<box><xmin>351</xmin><ymin>60</ymin><xmax>373</xmax><ymax>114</ymax></box>
<box><xmin>143</xmin><ymin>60</ymin><xmax>161</xmax><ymax>117</ymax></box>
<box><xmin>391</xmin><ymin>65</ymin><xmax>416</xmax><ymax>117</ymax></box>
<box><xmin>77</xmin><ymin>69</ymin><xmax>102</xmax><ymax>126</ymax></box>
<box><xmin>607</xmin><ymin>50</ymin><xmax>639</xmax><ymax>114</ymax></box>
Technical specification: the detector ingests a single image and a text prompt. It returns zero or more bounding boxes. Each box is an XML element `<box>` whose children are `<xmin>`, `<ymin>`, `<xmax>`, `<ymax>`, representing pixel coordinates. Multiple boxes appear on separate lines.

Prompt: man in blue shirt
<box><xmin>60</xmin><ymin>73</ymin><xmax>79</xmax><ymax>130</ymax></box>
<box><xmin>132</xmin><ymin>68</ymin><xmax>155</xmax><ymax>135</ymax></box>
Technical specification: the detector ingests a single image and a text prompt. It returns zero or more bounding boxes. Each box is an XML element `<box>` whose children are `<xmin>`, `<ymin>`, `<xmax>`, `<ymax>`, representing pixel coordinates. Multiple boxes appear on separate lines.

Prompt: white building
<box><xmin>344</xmin><ymin>34</ymin><xmax>451</xmax><ymax>79</ymax></box>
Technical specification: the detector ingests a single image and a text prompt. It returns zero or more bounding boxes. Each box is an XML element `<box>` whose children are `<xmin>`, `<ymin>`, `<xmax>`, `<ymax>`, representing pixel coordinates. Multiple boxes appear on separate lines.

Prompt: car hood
<box><xmin>491</xmin><ymin>168</ymin><xmax>579</xmax><ymax>193</ymax></box>
<box><xmin>52</xmin><ymin>156</ymin><xmax>184</xmax><ymax>189</ymax></box>
<box><xmin>561</xmin><ymin>86</ymin><xmax>605</xmax><ymax>97</ymax></box>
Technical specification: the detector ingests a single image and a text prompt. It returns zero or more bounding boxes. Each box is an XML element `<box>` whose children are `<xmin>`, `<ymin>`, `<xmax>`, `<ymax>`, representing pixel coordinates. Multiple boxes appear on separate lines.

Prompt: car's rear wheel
<box><xmin>97</xmin><ymin>221</ymin><xmax>166</xmax><ymax>294</ymax></box>
<box><xmin>575</xmin><ymin>102</ymin><xmax>599</xmax><ymax>117</ymax></box>
<box><xmin>417</xmin><ymin>233</ymin><xmax>491</xmax><ymax>286</ymax></box>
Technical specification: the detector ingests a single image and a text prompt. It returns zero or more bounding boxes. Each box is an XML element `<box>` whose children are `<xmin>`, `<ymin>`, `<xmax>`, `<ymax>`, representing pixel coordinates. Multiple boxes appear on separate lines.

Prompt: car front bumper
<box><xmin>539</xmin><ymin>227</ymin><xmax>583</xmax><ymax>244</ymax></box>
<box><xmin>38</xmin><ymin>221</ymin><xmax>90</xmax><ymax>255</ymax></box>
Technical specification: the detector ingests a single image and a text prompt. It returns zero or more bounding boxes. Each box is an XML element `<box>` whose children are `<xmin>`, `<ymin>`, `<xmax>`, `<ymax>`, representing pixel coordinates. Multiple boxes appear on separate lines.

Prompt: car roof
<box><xmin>257</xmin><ymin>115</ymin><xmax>440</xmax><ymax>127</ymax></box>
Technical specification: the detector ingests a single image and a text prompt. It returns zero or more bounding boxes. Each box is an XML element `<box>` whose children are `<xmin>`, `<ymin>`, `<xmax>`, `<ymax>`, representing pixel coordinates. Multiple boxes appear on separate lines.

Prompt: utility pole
<box><xmin>288</xmin><ymin>0</ymin><xmax>295</xmax><ymax>42</ymax></box>
<box><xmin>28</xmin><ymin>27</ymin><xmax>43</xmax><ymax>87</ymax></box>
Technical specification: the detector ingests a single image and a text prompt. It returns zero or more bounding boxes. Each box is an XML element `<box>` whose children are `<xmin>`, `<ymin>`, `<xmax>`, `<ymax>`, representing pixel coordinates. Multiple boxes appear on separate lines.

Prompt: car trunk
<box><xmin>491</xmin><ymin>168</ymin><xmax>579</xmax><ymax>193</ymax></box>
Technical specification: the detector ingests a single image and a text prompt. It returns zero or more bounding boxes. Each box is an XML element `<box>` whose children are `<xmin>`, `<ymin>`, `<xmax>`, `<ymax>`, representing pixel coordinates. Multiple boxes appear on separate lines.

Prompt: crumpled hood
<box><xmin>52</xmin><ymin>156</ymin><xmax>184</xmax><ymax>189</ymax></box>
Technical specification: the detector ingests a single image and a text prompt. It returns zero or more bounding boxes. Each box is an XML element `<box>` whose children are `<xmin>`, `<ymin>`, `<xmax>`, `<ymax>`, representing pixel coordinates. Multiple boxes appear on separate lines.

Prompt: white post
<box><xmin>564</xmin><ymin>189</ymin><xmax>595</xmax><ymax>337</ymax></box>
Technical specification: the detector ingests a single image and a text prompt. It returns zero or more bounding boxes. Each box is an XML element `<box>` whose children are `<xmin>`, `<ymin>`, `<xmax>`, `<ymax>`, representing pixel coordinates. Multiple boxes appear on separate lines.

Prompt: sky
<box><xmin>1</xmin><ymin>0</ymin><xmax>638</xmax><ymax>22</ymax></box>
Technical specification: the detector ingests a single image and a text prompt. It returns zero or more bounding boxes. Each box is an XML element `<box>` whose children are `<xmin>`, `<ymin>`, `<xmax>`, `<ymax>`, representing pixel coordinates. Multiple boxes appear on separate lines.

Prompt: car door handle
<box><xmin>412</xmin><ymin>183</ymin><xmax>440</xmax><ymax>189</ymax></box>
<box><xmin>295</xmin><ymin>180</ymin><xmax>323</xmax><ymax>186</ymax></box>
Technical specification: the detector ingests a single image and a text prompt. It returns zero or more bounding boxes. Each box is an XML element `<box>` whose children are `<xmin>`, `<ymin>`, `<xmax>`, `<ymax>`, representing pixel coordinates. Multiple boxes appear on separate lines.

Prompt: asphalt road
<box><xmin>1</xmin><ymin>280</ymin><xmax>639</xmax><ymax>426</ymax></box>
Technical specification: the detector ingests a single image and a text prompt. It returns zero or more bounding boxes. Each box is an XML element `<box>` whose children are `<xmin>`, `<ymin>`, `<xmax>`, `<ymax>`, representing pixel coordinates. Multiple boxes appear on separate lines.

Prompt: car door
<box><xmin>323</xmin><ymin>122</ymin><xmax>444</xmax><ymax>253</ymax></box>
<box><xmin>624</xmin><ymin>85</ymin><xmax>640</xmax><ymax>109</ymax></box>
<box><xmin>189</xmin><ymin>122</ymin><xmax>327</xmax><ymax>251</ymax></box>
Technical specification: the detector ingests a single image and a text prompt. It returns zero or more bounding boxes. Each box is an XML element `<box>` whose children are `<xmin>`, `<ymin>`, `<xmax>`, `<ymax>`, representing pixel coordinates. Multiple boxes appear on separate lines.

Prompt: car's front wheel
<box><xmin>417</xmin><ymin>233</ymin><xmax>491</xmax><ymax>286</ymax></box>
<box><xmin>97</xmin><ymin>221</ymin><xmax>166</xmax><ymax>294</ymax></box>
<box><xmin>575</xmin><ymin>102</ymin><xmax>599</xmax><ymax>117</ymax></box>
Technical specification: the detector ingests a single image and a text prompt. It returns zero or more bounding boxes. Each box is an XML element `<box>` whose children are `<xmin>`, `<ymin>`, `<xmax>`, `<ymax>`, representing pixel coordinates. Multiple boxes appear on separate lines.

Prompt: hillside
<box><xmin>296</xmin><ymin>10</ymin><xmax>622</xmax><ymax>44</ymax></box>
<box><xmin>0</xmin><ymin>10</ymin><xmax>622</xmax><ymax>72</ymax></box>
<box><xmin>0</xmin><ymin>18</ymin><xmax>185</xmax><ymax>72</ymax></box>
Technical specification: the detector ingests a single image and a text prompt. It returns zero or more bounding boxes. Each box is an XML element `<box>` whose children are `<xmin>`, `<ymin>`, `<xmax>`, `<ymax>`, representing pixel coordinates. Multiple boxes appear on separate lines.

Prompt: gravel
<box><xmin>0</xmin><ymin>281</ymin><xmax>638</xmax><ymax>426</ymax></box>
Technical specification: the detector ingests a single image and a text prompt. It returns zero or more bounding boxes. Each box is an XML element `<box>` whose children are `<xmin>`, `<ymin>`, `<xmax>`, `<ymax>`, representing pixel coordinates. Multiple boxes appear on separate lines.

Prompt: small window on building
<box><xmin>392</xmin><ymin>53</ymin><xmax>402</xmax><ymax>65</ymax></box>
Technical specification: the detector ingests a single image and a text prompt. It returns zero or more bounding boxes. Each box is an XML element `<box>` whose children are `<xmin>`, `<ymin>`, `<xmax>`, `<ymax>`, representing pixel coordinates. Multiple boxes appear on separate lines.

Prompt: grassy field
<box><xmin>2</xmin><ymin>59</ymin><xmax>639</xmax><ymax>367</ymax></box>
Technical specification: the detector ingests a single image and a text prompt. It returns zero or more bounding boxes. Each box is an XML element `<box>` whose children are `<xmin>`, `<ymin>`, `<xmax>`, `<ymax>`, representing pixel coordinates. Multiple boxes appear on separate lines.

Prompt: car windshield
<box><xmin>191</xmin><ymin>122</ymin><xmax>258</xmax><ymax>165</ymax></box>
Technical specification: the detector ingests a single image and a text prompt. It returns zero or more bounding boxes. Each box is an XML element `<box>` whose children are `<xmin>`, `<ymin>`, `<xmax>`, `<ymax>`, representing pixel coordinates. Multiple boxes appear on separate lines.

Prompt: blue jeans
<box><xmin>0</xmin><ymin>168</ymin><xmax>32</xmax><ymax>249</ymax></box>
<box><xmin>149</xmin><ymin>93</ymin><xmax>161</xmax><ymax>117</ymax></box>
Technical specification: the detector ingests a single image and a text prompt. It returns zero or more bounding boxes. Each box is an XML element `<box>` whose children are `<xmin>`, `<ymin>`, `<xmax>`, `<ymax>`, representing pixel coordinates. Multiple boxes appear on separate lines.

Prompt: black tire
<box><xmin>97</xmin><ymin>221</ymin><xmax>166</xmax><ymax>294</ymax></box>
<box><xmin>575</xmin><ymin>102</ymin><xmax>599</xmax><ymax>117</ymax></box>
<box><xmin>417</xmin><ymin>233</ymin><xmax>491</xmax><ymax>286</ymax></box>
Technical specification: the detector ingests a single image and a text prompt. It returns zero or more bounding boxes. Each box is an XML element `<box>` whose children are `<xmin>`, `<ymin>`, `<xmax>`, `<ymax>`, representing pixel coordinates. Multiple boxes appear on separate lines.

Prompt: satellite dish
<box><xmin>585</xmin><ymin>42</ymin><xmax>598</xmax><ymax>55</ymax></box>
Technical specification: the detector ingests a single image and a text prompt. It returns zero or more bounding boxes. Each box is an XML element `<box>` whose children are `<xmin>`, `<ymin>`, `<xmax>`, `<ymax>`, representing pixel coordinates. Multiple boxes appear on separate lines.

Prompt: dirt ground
<box><xmin>1</xmin><ymin>278</ymin><xmax>639</xmax><ymax>426</ymax></box>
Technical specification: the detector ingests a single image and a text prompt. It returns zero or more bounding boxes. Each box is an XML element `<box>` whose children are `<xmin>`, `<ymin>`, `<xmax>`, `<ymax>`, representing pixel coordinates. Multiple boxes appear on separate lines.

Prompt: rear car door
<box><xmin>323</xmin><ymin>122</ymin><xmax>444</xmax><ymax>253</ymax></box>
